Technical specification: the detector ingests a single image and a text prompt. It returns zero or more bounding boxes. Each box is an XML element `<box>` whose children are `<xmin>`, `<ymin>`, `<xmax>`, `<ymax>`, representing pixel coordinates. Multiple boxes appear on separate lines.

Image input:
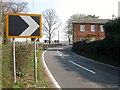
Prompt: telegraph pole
<box><xmin>58</xmin><ymin>29</ymin><xmax>59</xmax><ymax>45</ymax></box>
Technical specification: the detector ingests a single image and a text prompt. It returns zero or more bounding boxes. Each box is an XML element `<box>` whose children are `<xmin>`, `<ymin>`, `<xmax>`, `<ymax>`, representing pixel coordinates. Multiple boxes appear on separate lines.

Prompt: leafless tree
<box><xmin>64</xmin><ymin>14</ymin><xmax>86</xmax><ymax>45</ymax></box>
<box><xmin>42</xmin><ymin>9</ymin><xmax>61</xmax><ymax>44</ymax></box>
<box><xmin>2</xmin><ymin>2</ymin><xmax>28</xmax><ymax>14</ymax></box>
<box><xmin>1</xmin><ymin>1</ymin><xmax>28</xmax><ymax>43</ymax></box>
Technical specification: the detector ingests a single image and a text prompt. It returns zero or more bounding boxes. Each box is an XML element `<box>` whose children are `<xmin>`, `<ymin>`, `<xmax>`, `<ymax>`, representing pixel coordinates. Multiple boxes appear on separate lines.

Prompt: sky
<box><xmin>27</xmin><ymin>0</ymin><xmax>119</xmax><ymax>20</ymax></box>
<box><xmin>4</xmin><ymin>0</ymin><xmax>120</xmax><ymax>42</ymax></box>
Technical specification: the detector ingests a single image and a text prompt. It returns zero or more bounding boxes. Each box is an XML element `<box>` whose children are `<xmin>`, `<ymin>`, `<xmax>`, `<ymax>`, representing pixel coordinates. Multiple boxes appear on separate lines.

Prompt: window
<box><xmin>91</xmin><ymin>25</ymin><xmax>95</xmax><ymax>32</ymax></box>
<box><xmin>80</xmin><ymin>25</ymin><xmax>85</xmax><ymax>32</ymax></box>
<box><xmin>100</xmin><ymin>25</ymin><xmax>104</xmax><ymax>32</ymax></box>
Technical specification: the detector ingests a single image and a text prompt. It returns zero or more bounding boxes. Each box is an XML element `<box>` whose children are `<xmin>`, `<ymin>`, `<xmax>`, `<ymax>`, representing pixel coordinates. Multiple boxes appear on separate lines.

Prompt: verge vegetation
<box><xmin>2</xmin><ymin>43</ymin><xmax>52</xmax><ymax>89</ymax></box>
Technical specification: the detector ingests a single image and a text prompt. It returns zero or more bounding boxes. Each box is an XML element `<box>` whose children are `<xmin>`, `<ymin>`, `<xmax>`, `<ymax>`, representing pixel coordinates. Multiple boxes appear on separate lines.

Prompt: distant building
<box><xmin>73</xmin><ymin>18</ymin><xmax>109</xmax><ymax>43</ymax></box>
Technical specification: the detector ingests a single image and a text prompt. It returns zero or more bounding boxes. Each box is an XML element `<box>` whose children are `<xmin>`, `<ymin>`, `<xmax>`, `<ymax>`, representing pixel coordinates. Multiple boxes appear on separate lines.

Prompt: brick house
<box><xmin>73</xmin><ymin>18</ymin><xmax>109</xmax><ymax>43</ymax></box>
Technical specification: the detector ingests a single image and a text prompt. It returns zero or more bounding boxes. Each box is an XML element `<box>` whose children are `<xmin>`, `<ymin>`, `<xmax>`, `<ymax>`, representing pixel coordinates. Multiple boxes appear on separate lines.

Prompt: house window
<box><xmin>100</xmin><ymin>25</ymin><xmax>104</xmax><ymax>32</ymax></box>
<box><xmin>91</xmin><ymin>25</ymin><xmax>95</xmax><ymax>32</ymax></box>
<box><xmin>80</xmin><ymin>25</ymin><xmax>85</xmax><ymax>32</ymax></box>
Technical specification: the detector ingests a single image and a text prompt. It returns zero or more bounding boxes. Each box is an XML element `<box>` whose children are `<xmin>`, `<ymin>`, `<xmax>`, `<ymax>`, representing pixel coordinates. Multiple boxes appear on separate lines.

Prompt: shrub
<box><xmin>15</xmin><ymin>44</ymin><xmax>33</xmax><ymax>77</ymax></box>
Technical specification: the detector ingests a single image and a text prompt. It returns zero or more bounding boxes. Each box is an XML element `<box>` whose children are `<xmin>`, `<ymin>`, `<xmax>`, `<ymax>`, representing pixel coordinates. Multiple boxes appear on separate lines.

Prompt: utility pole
<box><xmin>58</xmin><ymin>29</ymin><xmax>59</xmax><ymax>45</ymax></box>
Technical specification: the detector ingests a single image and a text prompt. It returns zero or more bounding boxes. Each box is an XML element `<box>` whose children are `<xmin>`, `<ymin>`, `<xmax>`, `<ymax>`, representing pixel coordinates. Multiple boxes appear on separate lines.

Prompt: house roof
<box><xmin>73</xmin><ymin>18</ymin><xmax>109</xmax><ymax>24</ymax></box>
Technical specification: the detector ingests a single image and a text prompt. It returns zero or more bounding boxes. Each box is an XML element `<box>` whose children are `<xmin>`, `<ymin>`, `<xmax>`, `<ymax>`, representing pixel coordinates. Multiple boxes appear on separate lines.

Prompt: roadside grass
<box><xmin>2</xmin><ymin>43</ymin><xmax>52</xmax><ymax>88</ymax></box>
<box><xmin>13</xmin><ymin>49</ymin><xmax>52</xmax><ymax>88</ymax></box>
<box><xmin>2</xmin><ymin>44</ymin><xmax>13</xmax><ymax>88</ymax></box>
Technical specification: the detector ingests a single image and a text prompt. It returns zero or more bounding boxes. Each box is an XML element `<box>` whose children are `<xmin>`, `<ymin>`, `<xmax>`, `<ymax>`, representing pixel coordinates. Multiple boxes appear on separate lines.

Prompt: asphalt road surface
<box><xmin>43</xmin><ymin>46</ymin><xmax>119</xmax><ymax>88</ymax></box>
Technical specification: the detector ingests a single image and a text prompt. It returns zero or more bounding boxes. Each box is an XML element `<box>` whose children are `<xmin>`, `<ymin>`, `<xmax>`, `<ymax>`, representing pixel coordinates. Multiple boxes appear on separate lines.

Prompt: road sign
<box><xmin>6</xmin><ymin>13</ymin><xmax>42</xmax><ymax>38</ymax></box>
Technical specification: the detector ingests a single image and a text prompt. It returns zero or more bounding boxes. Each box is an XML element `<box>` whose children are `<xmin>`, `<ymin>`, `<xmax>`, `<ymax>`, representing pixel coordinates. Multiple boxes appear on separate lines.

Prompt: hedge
<box><xmin>72</xmin><ymin>39</ymin><xmax>119</xmax><ymax>67</ymax></box>
<box><xmin>15</xmin><ymin>44</ymin><xmax>33</xmax><ymax>77</ymax></box>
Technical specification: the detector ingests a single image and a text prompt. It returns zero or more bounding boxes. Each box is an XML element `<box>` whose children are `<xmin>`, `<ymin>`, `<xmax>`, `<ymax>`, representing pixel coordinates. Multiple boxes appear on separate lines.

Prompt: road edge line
<box><xmin>42</xmin><ymin>50</ymin><xmax>61</xmax><ymax>89</ymax></box>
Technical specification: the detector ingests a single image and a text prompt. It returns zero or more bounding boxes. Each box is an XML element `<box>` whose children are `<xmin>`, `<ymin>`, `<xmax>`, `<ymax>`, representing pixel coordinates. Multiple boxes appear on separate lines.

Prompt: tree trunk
<box><xmin>49</xmin><ymin>37</ymin><xmax>51</xmax><ymax>45</ymax></box>
<box><xmin>68</xmin><ymin>36</ymin><xmax>71</xmax><ymax>45</ymax></box>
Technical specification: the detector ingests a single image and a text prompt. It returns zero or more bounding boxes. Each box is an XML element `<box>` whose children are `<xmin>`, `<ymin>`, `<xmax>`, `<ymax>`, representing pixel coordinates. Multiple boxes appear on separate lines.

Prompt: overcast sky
<box><xmin>6</xmin><ymin>0</ymin><xmax>120</xmax><ymax>42</ymax></box>
<box><xmin>27</xmin><ymin>0</ymin><xmax>119</xmax><ymax>21</ymax></box>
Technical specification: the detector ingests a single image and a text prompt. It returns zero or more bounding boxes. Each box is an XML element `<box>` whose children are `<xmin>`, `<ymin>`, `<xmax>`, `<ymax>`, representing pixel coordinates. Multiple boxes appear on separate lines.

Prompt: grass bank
<box><xmin>2</xmin><ymin>44</ymin><xmax>13</xmax><ymax>88</ymax></box>
<box><xmin>2</xmin><ymin>43</ymin><xmax>52</xmax><ymax>89</ymax></box>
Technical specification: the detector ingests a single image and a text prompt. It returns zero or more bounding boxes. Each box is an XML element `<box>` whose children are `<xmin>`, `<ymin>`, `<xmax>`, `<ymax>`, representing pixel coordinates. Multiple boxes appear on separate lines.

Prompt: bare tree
<box><xmin>42</xmin><ymin>9</ymin><xmax>61</xmax><ymax>44</ymax></box>
<box><xmin>64</xmin><ymin>14</ymin><xmax>86</xmax><ymax>45</ymax></box>
<box><xmin>3</xmin><ymin>2</ymin><xmax>28</xmax><ymax>14</ymax></box>
<box><xmin>1</xmin><ymin>1</ymin><xmax>28</xmax><ymax>43</ymax></box>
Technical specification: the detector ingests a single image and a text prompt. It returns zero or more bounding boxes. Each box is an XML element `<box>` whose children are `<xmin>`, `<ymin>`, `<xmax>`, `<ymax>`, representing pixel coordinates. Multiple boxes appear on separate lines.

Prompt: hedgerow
<box><xmin>15</xmin><ymin>44</ymin><xmax>33</xmax><ymax>77</ymax></box>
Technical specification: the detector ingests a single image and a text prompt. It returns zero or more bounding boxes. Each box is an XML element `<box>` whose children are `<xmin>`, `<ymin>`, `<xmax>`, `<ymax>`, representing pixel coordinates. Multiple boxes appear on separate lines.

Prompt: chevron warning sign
<box><xmin>6</xmin><ymin>13</ymin><xmax>42</xmax><ymax>38</ymax></box>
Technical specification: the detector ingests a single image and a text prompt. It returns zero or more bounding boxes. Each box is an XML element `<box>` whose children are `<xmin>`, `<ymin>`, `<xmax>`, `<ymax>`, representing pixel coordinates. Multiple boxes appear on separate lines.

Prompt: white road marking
<box><xmin>58</xmin><ymin>48</ymin><xmax>63</xmax><ymax>50</ymax></box>
<box><xmin>63</xmin><ymin>55</ymin><xmax>70</xmax><ymax>57</ymax></box>
<box><xmin>69</xmin><ymin>60</ymin><xmax>96</xmax><ymax>74</ymax></box>
<box><xmin>57</xmin><ymin>50</ymin><xmax>64</xmax><ymax>59</ymax></box>
<box><xmin>42</xmin><ymin>50</ymin><xmax>61</xmax><ymax>89</ymax></box>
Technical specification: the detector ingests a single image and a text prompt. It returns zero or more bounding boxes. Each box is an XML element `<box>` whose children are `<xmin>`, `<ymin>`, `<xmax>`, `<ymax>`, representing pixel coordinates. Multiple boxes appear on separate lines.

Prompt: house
<box><xmin>73</xmin><ymin>18</ymin><xmax>109</xmax><ymax>43</ymax></box>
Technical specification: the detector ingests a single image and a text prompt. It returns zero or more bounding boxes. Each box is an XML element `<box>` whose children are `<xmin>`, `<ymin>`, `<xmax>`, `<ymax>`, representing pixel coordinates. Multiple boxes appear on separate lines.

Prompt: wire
<box><xmin>32</xmin><ymin>0</ymin><xmax>35</xmax><ymax>13</ymax></box>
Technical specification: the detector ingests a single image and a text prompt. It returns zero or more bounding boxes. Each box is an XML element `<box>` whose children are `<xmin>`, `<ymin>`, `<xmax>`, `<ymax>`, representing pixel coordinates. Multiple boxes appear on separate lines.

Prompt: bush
<box><xmin>15</xmin><ymin>44</ymin><xmax>33</xmax><ymax>77</ymax></box>
<box><xmin>72</xmin><ymin>39</ymin><xmax>119</xmax><ymax>67</ymax></box>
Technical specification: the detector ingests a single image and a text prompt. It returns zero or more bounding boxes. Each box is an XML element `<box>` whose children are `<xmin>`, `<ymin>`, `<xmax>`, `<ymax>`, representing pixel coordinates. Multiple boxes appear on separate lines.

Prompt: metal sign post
<box><xmin>34</xmin><ymin>38</ymin><xmax>37</xmax><ymax>83</ymax></box>
<box><xmin>12</xmin><ymin>38</ymin><xmax>16</xmax><ymax>83</ymax></box>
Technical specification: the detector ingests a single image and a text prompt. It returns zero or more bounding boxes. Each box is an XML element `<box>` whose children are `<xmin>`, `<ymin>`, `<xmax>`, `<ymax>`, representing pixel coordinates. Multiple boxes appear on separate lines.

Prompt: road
<box><xmin>43</xmin><ymin>46</ymin><xmax>119</xmax><ymax>88</ymax></box>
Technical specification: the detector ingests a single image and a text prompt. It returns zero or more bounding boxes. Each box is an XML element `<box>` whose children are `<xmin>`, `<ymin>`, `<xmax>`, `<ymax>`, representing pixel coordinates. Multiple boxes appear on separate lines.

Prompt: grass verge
<box><xmin>13</xmin><ymin>49</ymin><xmax>52</xmax><ymax>88</ymax></box>
<box><xmin>2</xmin><ymin>43</ymin><xmax>52</xmax><ymax>89</ymax></box>
<box><xmin>2</xmin><ymin>44</ymin><xmax>13</xmax><ymax>88</ymax></box>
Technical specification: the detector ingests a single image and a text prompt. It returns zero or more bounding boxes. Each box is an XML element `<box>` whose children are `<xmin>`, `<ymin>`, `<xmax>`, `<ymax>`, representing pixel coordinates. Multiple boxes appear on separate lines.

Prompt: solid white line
<box><xmin>69</xmin><ymin>60</ymin><xmax>96</xmax><ymax>74</ymax></box>
<box><xmin>42</xmin><ymin>50</ymin><xmax>61</xmax><ymax>89</ymax></box>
